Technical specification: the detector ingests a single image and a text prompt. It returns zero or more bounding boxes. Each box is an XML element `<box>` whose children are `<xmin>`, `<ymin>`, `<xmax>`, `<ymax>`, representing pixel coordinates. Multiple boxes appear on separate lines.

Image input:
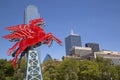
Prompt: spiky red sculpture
<box><xmin>2</xmin><ymin>18</ymin><xmax>62</xmax><ymax>68</ymax></box>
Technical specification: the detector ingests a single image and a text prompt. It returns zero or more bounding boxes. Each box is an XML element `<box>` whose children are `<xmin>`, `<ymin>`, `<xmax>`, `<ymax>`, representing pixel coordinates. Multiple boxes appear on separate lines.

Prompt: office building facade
<box><xmin>70</xmin><ymin>46</ymin><xmax>92</xmax><ymax>57</ymax></box>
<box><xmin>85</xmin><ymin>43</ymin><xmax>100</xmax><ymax>52</ymax></box>
<box><xmin>94</xmin><ymin>50</ymin><xmax>120</xmax><ymax>65</ymax></box>
<box><xmin>24</xmin><ymin>5</ymin><xmax>43</xmax><ymax>80</ymax></box>
<box><xmin>43</xmin><ymin>54</ymin><xmax>52</xmax><ymax>63</ymax></box>
<box><xmin>65</xmin><ymin>33</ymin><xmax>82</xmax><ymax>55</ymax></box>
<box><xmin>24</xmin><ymin>5</ymin><xmax>40</xmax><ymax>24</ymax></box>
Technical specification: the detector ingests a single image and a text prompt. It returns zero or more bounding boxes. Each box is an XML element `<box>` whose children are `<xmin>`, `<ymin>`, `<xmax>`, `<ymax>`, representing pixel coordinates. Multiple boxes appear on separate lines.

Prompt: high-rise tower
<box><xmin>43</xmin><ymin>54</ymin><xmax>52</xmax><ymax>63</ymax></box>
<box><xmin>24</xmin><ymin>5</ymin><xmax>43</xmax><ymax>80</ymax></box>
<box><xmin>24</xmin><ymin>5</ymin><xmax>40</xmax><ymax>24</ymax></box>
<box><xmin>65</xmin><ymin>30</ymin><xmax>82</xmax><ymax>55</ymax></box>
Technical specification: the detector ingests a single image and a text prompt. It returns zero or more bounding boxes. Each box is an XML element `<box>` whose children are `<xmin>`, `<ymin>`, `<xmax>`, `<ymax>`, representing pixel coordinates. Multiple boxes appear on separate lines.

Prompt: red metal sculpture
<box><xmin>2</xmin><ymin>18</ymin><xmax>62</xmax><ymax>68</ymax></box>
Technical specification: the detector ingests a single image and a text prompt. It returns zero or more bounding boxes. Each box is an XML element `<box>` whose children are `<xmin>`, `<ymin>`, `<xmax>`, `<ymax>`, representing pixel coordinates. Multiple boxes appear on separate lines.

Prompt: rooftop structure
<box><xmin>94</xmin><ymin>50</ymin><xmax>120</xmax><ymax>65</ymax></box>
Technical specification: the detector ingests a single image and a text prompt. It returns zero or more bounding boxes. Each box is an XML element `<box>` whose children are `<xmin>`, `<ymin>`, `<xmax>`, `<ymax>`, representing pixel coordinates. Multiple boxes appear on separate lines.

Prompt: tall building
<box><xmin>43</xmin><ymin>54</ymin><xmax>52</xmax><ymax>63</ymax></box>
<box><xmin>24</xmin><ymin>5</ymin><xmax>43</xmax><ymax>80</ymax></box>
<box><xmin>65</xmin><ymin>31</ymin><xmax>82</xmax><ymax>55</ymax></box>
<box><xmin>85</xmin><ymin>43</ymin><xmax>100</xmax><ymax>52</ymax></box>
<box><xmin>24</xmin><ymin>5</ymin><xmax>40</xmax><ymax>24</ymax></box>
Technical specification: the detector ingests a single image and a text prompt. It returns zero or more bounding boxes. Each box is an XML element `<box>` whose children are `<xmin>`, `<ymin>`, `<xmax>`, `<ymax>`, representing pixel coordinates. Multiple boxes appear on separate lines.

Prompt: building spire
<box><xmin>70</xmin><ymin>29</ymin><xmax>79</xmax><ymax>36</ymax></box>
<box><xmin>71</xmin><ymin>29</ymin><xmax>74</xmax><ymax>35</ymax></box>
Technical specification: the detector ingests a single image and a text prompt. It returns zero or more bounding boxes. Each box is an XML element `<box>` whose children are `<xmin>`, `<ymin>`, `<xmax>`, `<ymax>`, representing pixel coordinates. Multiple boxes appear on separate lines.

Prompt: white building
<box><xmin>69</xmin><ymin>46</ymin><xmax>92</xmax><ymax>57</ymax></box>
<box><xmin>94</xmin><ymin>50</ymin><xmax>120</xmax><ymax>65</ymax></box>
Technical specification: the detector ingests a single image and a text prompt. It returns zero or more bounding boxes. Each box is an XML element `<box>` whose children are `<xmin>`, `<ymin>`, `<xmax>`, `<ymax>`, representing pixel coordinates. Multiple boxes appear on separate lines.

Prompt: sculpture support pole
<box><xmin>25</xmin><ymin>50</ymin><xmax>43</xmax><ymax>80</ymax></box>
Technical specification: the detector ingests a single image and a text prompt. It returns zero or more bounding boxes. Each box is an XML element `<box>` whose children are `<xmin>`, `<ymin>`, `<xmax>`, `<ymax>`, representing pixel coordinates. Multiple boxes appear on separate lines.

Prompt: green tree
<box><xmin>42</xmin><ymin>60</ymin><xmax>59</xmax><ymax>80</ymax></box>
<box><xmin>115</xmin><ymin>65</ymin><xmax>120</xmax><ymax>80</ymax></box>
<box><xmin>57</xmin><ymin>58</ymin><xmax>78</xmax><ymax>80</ymax></box>
<box><xmin>13</xmin><ymin>57</ymin><xmax>26</xmax><ymax>80</ymax></box>
<box><xmin>95</xmin><ymin>57</ymin><xmax>114</xmax><ymax>80</ymax></box>
<box><xmin>78</xmin><ymin>60</ymin><xmax>100</xmax><ymax>80</ymax></box>
<box><xmin>0</xmin><ymin>59</ymin><xmax>15</xmax><ymax>80</ymax></box>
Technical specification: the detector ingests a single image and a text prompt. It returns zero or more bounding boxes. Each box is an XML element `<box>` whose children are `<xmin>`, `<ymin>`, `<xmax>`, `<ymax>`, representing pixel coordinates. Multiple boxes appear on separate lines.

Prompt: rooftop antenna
<box><xmin>71</xmin><ymin>29</ymin><xmax>74</xmax><ymax>35</ymax></box>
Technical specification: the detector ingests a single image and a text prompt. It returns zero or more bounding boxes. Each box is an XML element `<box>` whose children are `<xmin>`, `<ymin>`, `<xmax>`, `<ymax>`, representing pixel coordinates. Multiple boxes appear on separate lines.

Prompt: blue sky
<box><xmin>0</xmin><ymin>0</ymin><xmax>120</xmax><ymax>61</ymax></box>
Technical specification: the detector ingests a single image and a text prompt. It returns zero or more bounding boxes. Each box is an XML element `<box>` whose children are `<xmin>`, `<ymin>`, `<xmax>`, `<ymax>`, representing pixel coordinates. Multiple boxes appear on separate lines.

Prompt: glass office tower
<box><xmin>43</xmin><ymin>54</ymin><xmax>52</xmax><ymax>62</ymax></box>
<box><xmin>24</xmin><ymin>5</ymin><xmax>40</xmax><ymax>24</ymax></box>
<box><xmin>85</xmin><ymin>43</ymin><xmax>100</xmax><ymax>52</ymax></box>
<box><xmin>65</xmin><ymin>32</ymin><xmax>82</xmax><ymax>55</ymax></box>
<box><xmin>24</xmin><ymin>5</ymin><xmax>43</xmax><ymax>80</ymax></box>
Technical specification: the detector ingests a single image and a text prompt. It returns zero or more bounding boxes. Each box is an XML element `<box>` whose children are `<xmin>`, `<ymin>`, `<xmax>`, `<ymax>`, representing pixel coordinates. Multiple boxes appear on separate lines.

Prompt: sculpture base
<box><xmin>24</xmin><ymin>50</ymin><xmax>43</xmax><ymax>80</ymax></box>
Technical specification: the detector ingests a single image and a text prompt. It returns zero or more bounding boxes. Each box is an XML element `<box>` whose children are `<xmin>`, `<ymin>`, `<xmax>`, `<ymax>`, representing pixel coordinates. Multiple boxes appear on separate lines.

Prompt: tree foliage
<box><xmin>0</xmin><ymin>58</ymin><xmax>26</xmax><ymax>80</ymax></box>
<box><xmin>0</xmin><ymin>57</ymin><xmax>120</xmax><ymax>80</ymax></box>
<box><xmin>42</xmin><ymin>57</ymin><xmax>120</xmax><ymax>80</ymax></box>
<box><xmin>0</xmin><ymin>59</ymin><xmax>14</xmax><ymax>80</ymax></box>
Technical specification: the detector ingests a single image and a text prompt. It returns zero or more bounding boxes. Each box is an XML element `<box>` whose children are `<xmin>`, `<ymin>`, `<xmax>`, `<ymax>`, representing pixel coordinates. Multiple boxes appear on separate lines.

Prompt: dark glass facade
<box><xmin>85</xmin><ymin>43</ymin><xmax>100</xmax><ymax>52</ymax></box>
<box><xmin>43</xmin><ymin>54</ymin><xmax>52</xmax><ymax>62</ymax></box>
<box><xmin>65</xmin><ymin>34</ymin><xmax>82</xmax><ymax>55</ymax></box>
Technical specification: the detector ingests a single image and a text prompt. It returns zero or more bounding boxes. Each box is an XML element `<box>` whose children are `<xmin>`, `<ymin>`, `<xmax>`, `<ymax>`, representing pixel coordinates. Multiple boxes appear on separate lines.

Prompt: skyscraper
<box><xmin>24</xmin><ymin>5</ymin><xmax>40</xmax><ymax>24</ymax></box>
<box><xmin>43</xmin><ymin>54</ymin><xmax>52</xmax><ymax>63</ymax></box>
<box><xmin>65</xmin><ymin>31</ymin><xmax>82</xmax><ymax>55</ymax></box>
<box><xmin>24</xmin><ymin>5</ymin><xmax>43</xmax><ymax>80</ymax></box>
